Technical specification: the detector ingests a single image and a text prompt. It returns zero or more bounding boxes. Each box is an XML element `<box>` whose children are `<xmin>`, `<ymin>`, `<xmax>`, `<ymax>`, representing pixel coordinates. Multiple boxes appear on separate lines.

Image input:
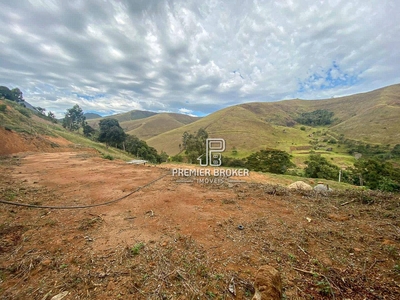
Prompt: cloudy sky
<box><xmin>0</xmin><ymin>0</ymin><xmax>399</xmax><ymax>117</ymax></box>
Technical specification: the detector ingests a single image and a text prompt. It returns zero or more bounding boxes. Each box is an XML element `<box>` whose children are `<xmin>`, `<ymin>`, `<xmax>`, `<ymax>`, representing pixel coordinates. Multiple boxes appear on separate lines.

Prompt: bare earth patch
<box><xmin>0</xmin><ymin>151</ymin><xmax>399</xmax><ymax>299</ymax></box>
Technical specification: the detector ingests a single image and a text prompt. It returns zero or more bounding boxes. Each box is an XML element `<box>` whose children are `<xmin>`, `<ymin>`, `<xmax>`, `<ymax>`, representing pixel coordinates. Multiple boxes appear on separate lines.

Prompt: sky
<box><xmin>0</xmin><ymin>0</ymin><xmax>399</xmax><ymax>118</ymax></box>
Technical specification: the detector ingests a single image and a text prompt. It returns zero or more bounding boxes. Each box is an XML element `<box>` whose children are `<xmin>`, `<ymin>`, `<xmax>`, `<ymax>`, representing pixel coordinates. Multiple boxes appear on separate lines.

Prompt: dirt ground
<box><xmin>0</xmin><ymin>150</ymin><xmax>399</xmax><ymax>299</ymax></box>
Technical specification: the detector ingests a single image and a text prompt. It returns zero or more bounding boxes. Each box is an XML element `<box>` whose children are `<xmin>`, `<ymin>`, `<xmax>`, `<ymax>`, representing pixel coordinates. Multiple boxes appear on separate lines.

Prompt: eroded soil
<box><xmin>0</xmin><ymin>151</ymin><xmax>399</xmax><ymax>299</ymax></box>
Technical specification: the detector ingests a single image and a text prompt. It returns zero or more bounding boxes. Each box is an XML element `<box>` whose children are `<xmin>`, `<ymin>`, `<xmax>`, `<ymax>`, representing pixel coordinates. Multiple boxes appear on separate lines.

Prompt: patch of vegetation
<box><xmin>130</xmin><ymin>242</ymin><xmax>144</xmax><ymax>255</ymax></box>
<box><xmin>296</xmin><ymin>109</ymin><xmax>334</xmax><ymax>126</ymax></box>
<box><xmin>304</xmin><ymin>153</ymin><xmax>340</xmax><ymax>180</ymax></box>
<box><xmin>62</xmin><ymin>104</ymin><xmax>86</xmax><ymax>131</ymax></box>
<box><xmin>246</xmin><ymin>148</ymin><xmax>294</xmax><ymax>174</ymax></box>
<box><xmin>15</xmin><ymin>106</ymin><xmax>31</xmax><ymax>118</ymax></box>
<box><xmin>124</xmin><ymin>134</ymin><xmax>164</xmax><ymax>163</ymax></box>
<box><xmin>102</xmin><ymin>154</ymin><xmax>114</xmax><ymax>160</ymax></box>
<box><xmin>181</xmin><ymin>128</ymin><xmax>208</xmax><ymax>164</ymax></box>
<box><xmin>0</xmin><ymin>104</ymin><xmax>6</xmax><ymax>112</ymax></box>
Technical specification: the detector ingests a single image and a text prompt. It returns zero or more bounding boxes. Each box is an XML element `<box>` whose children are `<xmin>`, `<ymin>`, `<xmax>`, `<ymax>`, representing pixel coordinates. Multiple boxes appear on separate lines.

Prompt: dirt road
<box><xmin>1</xmin><ymin>151</ymin><xmax>399</xmax><ymax>299</ymax></box>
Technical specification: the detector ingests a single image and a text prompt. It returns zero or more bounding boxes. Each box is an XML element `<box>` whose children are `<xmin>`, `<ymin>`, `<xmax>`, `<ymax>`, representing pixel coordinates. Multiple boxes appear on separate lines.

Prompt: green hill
<box><xmin>124</xmin><ymin>113</ymin><xmax>199</xmax><ymax>139</ymax></box>
<box><xmin>87</xmin><ymin>110</ymin><xmax>157</xmax><ymax>128</ymax></box>
<box><xmin>87</xmin><ymin>111</ymin><xmax>199</xmax><ymax>140</ymax></box>
<box><xmin>84</xmin><ymin>112</ymin><xmax>102</xmax><ymax>120</ymax></box>
<box><xmin>147</xmin><ymin>84</ymin><xmax>400</xmax><ymax>155</ymax></box>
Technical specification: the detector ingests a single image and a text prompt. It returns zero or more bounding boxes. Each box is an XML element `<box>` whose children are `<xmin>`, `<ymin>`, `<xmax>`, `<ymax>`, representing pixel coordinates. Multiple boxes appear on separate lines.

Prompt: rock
<box><xmin>314</xmin><ymin>184</ymin><xmax>333</xmax><ymax>193</ymax></box>
<box><xmin>288</xmin><ymin>181</ymin><xmax>313</xmax><ymax>191</ymax></box>
<box><xmin>252</xmin><ymin>265</ymin><xmax>282</xmax><ymax>300</ymax></box>
<box><xmin>107</xmin><ymin>280</ymin><xmax>115</xmax><ymax>291</ymax></box>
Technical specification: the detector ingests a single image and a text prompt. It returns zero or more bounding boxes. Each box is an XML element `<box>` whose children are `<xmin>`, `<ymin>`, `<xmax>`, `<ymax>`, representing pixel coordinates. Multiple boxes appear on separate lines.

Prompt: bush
<box><xmin>246</xmin><ymin>148</ymin><xmax>294</xmax><ymax>174</ymax></box>
<box><xmin>170</xmin><ymin>154</ymin><xmax>183</xmax><ymax>162</ymax></box>
<box><xmin>300</xmin><ymin>126</ymin><xmax>306</xmax><ymax>131</ymax></box>
<box><xmin>304</xmin><ymin>154</ymin><xmax>340</xmax><ymax>180</ymax></box>
<box><xmin>296</xmin><ymin>109</ymin><xmax>334</xmax><ymax>126</ymax></box>
<box><xmin>16</xmin><ymin>106</ymin><xmax>31</xmax><ymax>118</ymax></box>
<box><xmin>0</xmin><ymin>104</ymin><xmax>6</xmax><ymax>112</ymax></box>
<box><xmin>102</xmin><ymin>154</ymin><xmax>114</xmax><ymax>160</ymax></box>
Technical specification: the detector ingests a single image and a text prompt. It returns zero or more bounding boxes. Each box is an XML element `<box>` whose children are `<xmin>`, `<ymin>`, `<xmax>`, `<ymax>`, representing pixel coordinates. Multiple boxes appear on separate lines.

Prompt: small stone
<box><xmin>252</xmin><ymin>265</ymin><xmax>282</xmax><ymax>300</ymax></box>
<box><xmin>107</xmin><ymin>281</ymin><xmax>115</xmax><ymax>291</ymax></box>
<box><xmin>41</xmin><ymin>259</ymin><xmax>52</xmax><ymax>266</ymax></box>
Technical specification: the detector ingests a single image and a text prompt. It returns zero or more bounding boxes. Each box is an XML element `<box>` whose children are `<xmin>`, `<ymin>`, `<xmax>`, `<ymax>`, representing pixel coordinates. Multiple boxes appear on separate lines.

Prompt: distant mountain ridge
<box><xmin>146</xmin><ymin>84</ymin><xmax>400</xmax><ymax>155</ymax></box>
<box><xmin>84</xmin><ymin>113</ymin><xmax>102</xmax><ymax>120</ymax></box>
<box><xmin>86</xmin><ymin>110</ymin><xmax>200</xmax><ymax>140</ymax></box>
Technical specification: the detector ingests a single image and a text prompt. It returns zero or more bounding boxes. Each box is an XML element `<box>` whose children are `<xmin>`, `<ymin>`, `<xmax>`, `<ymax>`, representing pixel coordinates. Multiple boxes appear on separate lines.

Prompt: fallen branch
<box><xmin>340</xmin><ymin>199</ymin><xmax>356</xmax><ymax>206</ymax></box>
<box><xmin>293</xmin><ymin>267</ymin><xmax>337</xmax><ymax>299</ymax></box>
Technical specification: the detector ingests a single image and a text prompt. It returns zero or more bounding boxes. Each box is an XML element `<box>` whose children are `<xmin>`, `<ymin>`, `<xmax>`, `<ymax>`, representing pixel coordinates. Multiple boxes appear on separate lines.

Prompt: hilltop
<box><xmin>87</xmin><ymin>110</ymin><xmax>199</xmax><ymax>140</ymax></box>
<box><xmin>146</xmin><ymin>84</ymin><xmax>400</xmax><ymax>155</ymax></box>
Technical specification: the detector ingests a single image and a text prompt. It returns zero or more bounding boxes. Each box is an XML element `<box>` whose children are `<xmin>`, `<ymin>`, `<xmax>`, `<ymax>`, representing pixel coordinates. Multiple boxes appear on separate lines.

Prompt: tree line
<box><xmin>176</xmin><ymin>128</ymin><xmax>400</xmax><ymax>192</ymax></box>
<box><xmin>62</xmin><ymin>104</ymin><xmax>166</xmax><ymax>163</ymax></box>
<box><xmin>0</xmin><ymin>86</ymin><xmax>57</xmax><ymax>122</ymax></box>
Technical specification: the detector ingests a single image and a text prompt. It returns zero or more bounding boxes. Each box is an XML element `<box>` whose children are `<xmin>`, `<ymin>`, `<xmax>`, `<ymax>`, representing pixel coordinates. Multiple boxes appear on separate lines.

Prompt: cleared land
<box><xmin>0</xmin><ymin>150</ymin><xmax>399</xmax><ymax>299</ymax></box>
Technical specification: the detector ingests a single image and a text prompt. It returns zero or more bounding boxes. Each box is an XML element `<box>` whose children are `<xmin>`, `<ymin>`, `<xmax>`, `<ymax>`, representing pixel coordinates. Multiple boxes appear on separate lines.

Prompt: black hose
<box><xmin>0</xmin><ymin>173</ymin><xmax>168</xmax><ymax>209</ymax></box>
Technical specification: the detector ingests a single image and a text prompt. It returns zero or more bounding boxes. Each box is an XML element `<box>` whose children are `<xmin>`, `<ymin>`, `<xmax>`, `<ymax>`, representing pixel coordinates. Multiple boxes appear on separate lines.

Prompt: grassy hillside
<box><xmin>124</xmin><ymin>113</ymin><xmax>199</xmax><ymax>139</ymax></box>
<box><xmin>148</xmin><ymin>84</ymin><xmax>400</xmax><ymax>156</ymax></box>
<box><xmin>87</xmin><ymin>109</ymin><xmax>157</xmax><ymax>128</ymax></box>
<box><xmin>0</xmin><ymin>99</ymin><xmax>133</xmax><ymax>160</ymax></box>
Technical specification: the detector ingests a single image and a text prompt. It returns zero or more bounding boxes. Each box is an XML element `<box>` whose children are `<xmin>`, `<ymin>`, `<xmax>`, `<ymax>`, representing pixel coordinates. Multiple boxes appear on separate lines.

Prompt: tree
<box><xmin>304</xmin><ymin>153</ymin><xmax>340</xmax><ymax>180</ymax></box>
<box><xmin>0</xmin><ymin>86</ymin><xmax>13</xmax><ymax>100</ymax></box>
<box><xmin>36</xmin><ymin>107</ymin><xmax>46</xmax><ymax>115</ymax></box>
<box><xmin>98</xmin><ymin>118</ymin><xmax>126</xmax><ymax>147</ymax></box>
<box><xmin>353</xmin><ymin>158</ymin><xmax>400</xmax><ymax>191</ymax></box>
<box><xmin>11</xmin><ymin>88</ymin><xmax>24</xmax><ymax>102</ymax></box>
<box><xmin>62</xmin><ymin>104</ymin><xmax>85</xmax><ymax>131</ymax></box>
<box><xmin>296</xmin><ymin>109</ymin><xmax>334</xmax><ymax>126</ymax></box>
<box><xmin>83</xmin><ymin>122</ymin><xmax>95</xmax><ymax>137</ymax></box>
<box><xmin>246</xmin><ymin>148</ymin><xmax>294</xmax><ymax>174</ymax></box>
<box><xmin>47</xmin><ymin>111</ymin><xmax>57</xmax><ymax>123</ymax></box>
<box><xmin>182</xmin><ymin>128</ymin><xmax>208</xmax><ymax>163</ymax></box>
<box><xmin>124</xmin><ymin>134</ymin><xmax>162</xmax><ymax>163</ymax></box>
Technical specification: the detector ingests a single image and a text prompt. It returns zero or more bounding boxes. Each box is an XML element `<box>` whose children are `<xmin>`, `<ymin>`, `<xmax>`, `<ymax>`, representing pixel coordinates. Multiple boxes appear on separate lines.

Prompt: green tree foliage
<box><xmin>352</xmin><ymin>158</ymin><xmax>400</xmax><ymax>191</ymax></box>
<box><xmin>221</xmin><ymin>157</ymin><xmax>247</xmax><ymax>168</ymax></box>
<box><xmin>0</xmin><ymin>86</ymin><xmax>12</xmax><ymax>100</ymax></box>
<box><xmin>304</xmin><ymin>153</ymin><xmax>340</xmax><ymax>180</ymax></box>
<box><xmin>98</xmin><ymin>118</ymin><xmax>126</xmax><ymax>146</ymax></box>
<box><xmin>246</xmin><ymin>148</ymin><xmax>294</xmax><ymax>174</ymax></box>
<box><xmin>0</xmin><ymin>86</ymin><xmax>25</xmax><ymax>102</ymax></box>
<box><xmin>83</xmin><ymin>122</ymin><xmax>95</xmax><ymax>137</ymax></box>
<box><xmin>62</xmin><ymin>104</ymin><xmax>85</xmax><ymax>131</ymax></box>
<box><xmin>182</xmin><ymin>128</ymin><xmax>208</xmax><ymax>163</ymax></box>
<box><xmin>36</xmin><ymin>107</ymin><xmax>46</xmax><ymax>114</ymax></box>
<box><xmin>11</xmin><ymin>88</ymin><xmax>24</xmax><ymax>102</ymax></box>
<box><xmin>124</xmin><ymin>135</ymin><xmax>162</xmax><ymax>163</ymax></box>
<box><xmin>296</xmin><ymin>109</ymin><xmax>334</xmax><ymax>126</ymax></box>
<box><xmin>47</xmin><ymin>111</ymin><xmax>57</xmax><ymax>123</ymax></box>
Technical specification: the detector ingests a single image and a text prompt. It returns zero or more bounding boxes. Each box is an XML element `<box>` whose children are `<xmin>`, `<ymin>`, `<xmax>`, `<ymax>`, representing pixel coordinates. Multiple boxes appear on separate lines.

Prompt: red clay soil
<box><xmin>0</xmin><ymin>127</ymin><xmax>75</xmax><ymax>156</ymax></box>
<box><xmin>0</xmin><ymin>149</ymin><xmax>399</xmax><ymax>299</ymax></box>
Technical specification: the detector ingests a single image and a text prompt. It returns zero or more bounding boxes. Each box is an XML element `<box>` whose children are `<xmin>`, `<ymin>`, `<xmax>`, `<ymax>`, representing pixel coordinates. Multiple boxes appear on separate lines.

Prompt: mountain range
<box><xmin>87</xmin><ymin>84</ymin><xmax>400</xmax><ymax>155</ymax></box>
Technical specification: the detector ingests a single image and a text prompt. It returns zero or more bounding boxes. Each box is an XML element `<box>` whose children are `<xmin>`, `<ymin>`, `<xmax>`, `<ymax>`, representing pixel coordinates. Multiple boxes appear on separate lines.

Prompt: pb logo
<box><xmin>197</xmin><ymin>138</ymin><xmax>225</xmax><ymax>167</ymax></box>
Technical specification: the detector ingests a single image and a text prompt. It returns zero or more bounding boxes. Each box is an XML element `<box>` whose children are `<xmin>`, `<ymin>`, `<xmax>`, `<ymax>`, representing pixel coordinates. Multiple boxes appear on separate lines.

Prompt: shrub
<box><xmin>16</xmin><ymin>106</ymin><xmax>31</xmax><ymax>118</ymax></box>
<box><xmin>170</xmin><ymin>155</ymin><xmax>183</xmax><ymax>162</ymax></box>
<box><xmin>102</xmin><ymin>154</ymin><xmax>114</xmax><ymax>160</ymax></box>
<box><xmin>0</xmin><ymin>104</ymin><xmax>6</xmax><ymax>112</ymax></box>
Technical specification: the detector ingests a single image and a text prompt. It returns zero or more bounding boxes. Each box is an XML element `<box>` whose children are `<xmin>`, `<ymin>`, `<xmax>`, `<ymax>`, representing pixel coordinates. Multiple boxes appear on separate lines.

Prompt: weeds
<box><xmin>102</xmin><ymin>154</ymin><xmax>114</xmax><ymax>160</ymax></box>
<box><xmin>130</xmin><ymin>242</ymin><xmax>144</xmax><ymax>255</ymax></box>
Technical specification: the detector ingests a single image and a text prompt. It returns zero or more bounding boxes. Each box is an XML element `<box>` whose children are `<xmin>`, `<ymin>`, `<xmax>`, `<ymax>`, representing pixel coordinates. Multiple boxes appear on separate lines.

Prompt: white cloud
<box><xmin>0</xmin><ymin>0</ymin><xmax>398</xmax><ymax>117</ymax></box>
